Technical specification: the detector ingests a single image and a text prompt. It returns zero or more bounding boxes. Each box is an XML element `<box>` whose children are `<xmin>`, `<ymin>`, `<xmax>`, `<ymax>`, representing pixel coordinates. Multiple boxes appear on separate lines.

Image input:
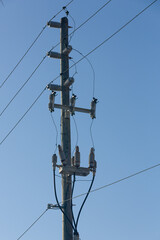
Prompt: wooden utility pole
<box><xmin>60</xmin><ymin>17</ymin><xmax>73</xmax><ymax>240</ymax></box>
<box><xmin>47</xmin><ymin>16</ymin><xmax>97</xmax><ymax>240</ymax></box>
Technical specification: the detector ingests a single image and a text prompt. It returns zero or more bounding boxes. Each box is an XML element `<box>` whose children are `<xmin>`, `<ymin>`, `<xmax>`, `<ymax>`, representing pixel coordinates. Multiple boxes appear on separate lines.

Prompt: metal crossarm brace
<box><xmin>54</xmin><ymin>104</ymin><xmax>91</xmax><ymax>114</ymax></box>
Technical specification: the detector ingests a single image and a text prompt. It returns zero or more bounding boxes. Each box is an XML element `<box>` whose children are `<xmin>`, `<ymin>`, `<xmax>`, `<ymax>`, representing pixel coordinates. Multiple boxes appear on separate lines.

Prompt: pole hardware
<box><xmin>47</xmin><ymin>50</ymin><xmax>72</xmax><ymax>59</ymax></box>
<box><xmin>47</xmin><ymin>17</ymin><xmax>97</xmax><ymax>240</ymax></box>
<box><xmin>90</xmin><ymin>97</ymin><xmax>98</xmax><ymax>119</ymax></box>
<box><xmin>47</xmin><ymin>21</ymin><xmax>62</xmax><ymax>28</ymax></box>
<box><xmin>47</xmin><ymin>51</ymin><xmax>62</xmax><ymax>59</ymax></box>
<box><xmin>47</xmin><ymin>203</ymin><xmax>64</xmax><ymax>210</ymax></box>
<box><xmin>47</xmin><ymin>20</ymin><xmax>72</xmax><ymax>29</ymax></box>
<box><xmin>63</xmin><ymin>45</ymin><xmax>72</xmax><ymax>55</ymax></box>
<box><xmin>64</xmin><ymin>77</ymin><xmax>74</xmax><ymax>87</ymax></box>
<box><xmin>70</xmin><ymin>94</ymin><xmax>77</xmax><ymax>115</ymax></box>
<box><xmin>48</xmin><ymin>91</ymin><xmax>57</xmax><ymax>112</ymax></box>
<box><xmin>47</xmin><ymin>83</ymin><xmax>62</xmax><ymax>91</ymax></box>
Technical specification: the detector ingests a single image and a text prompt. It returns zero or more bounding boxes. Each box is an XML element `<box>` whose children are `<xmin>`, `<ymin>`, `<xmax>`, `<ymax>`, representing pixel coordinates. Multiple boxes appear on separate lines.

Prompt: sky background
<box><xmin>0</xmin><ymin>0</ymin><xmax>160</xmax><ymax>239</ymax></box>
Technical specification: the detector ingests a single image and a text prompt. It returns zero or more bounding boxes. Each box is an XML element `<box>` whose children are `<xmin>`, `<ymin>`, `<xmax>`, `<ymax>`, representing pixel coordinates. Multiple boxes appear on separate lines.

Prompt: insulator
<box><xmin>48</xmin><ymin>92</ymin><xmax>56</xmax><ymax>112</ymax></box>
<box><xmin>58</xmin><ymin>145</ymin><xmax>66</xmax><ymax>165</ymax></box>
<box><xmin>47</xmin><ymin>21</ymin><xmax>61</xmax><ymax>28</ymax></box>
<box><xmin>47</xmin><ymin>51</ymin><xmax>61</xmax><ymax>59</ymax></box>
<box><xmin>63</xmin><ymin>45</ymin><xmax>72</xmax><ymax>55</ymax></box>
<box><xmin>64</xmin><ymin>77</ymin><xmax>74</xmax><ymax>87</ymax></box>
<box><xmin>90</xmin><ymin>97</ymin><xmax>98</xmax><ymax>119</ymax></box>
<box><xmin>74</xmin><ymin>146</ymin><xmax>80</xmax><ymax>167</ymax></box>
<box><xmin>47</xmin><ymin>83</ymin><xmax>62</xmax><ymax>91</ymax></box>
<box><xmin>89</xmin><ymin>147</ymin><xmax>95</xmax><ymax>168</ymax></box>
<box><xmin>52</xmin><ymin>154</ymin><xmax>57</xmax><ymax>169</ymax></box>
<box><xmin>71</xmin><ymin>156</ymin><xmax>74</xmax><ymax>166</ymax></box>
<box><xmin>70</xmin><ymin>94</ymin><xmax>77</xmax><ymax>116</ymax></box>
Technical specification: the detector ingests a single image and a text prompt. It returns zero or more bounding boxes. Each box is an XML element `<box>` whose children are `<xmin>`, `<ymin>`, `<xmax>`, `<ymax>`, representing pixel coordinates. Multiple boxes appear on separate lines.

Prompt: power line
<box><xmin>73</xmin><ymin>48</ymin><xmax>96</xmax><ymax>98</ymax></box>
<box><xmin>0</xmin><ymin>0</ymin><xmax>74</xmax><ymax>89</ymax></box>
<box><xmin>49</xmin><ymin>0</ymin><xmax>112</xmax><ymax>52</ymax></box>
<box><xmin>0</xmin><ymin>88</ymin><xmax>46</xmax><ymax>145</ymax></box>
<box><xmin>16</xmin><ymin>209</ymin><xmax>48</xmax><ymax>240</ymax></box>
<box><xmin>16</xmin><ymin>161</ymin><xmax>160</xmax><ymax>239</ymax></box>
<box><xmin>0</xmin><ymin>0</ymin><xmax>112</xmax><ymax>117</ymax></box>
<box><xmin>50</xmin><ymin>112</ymin><xmax>58</xmax><ymax>154</ymax></box>
<box><xmin>50</xmin><ymin>0</ymin><xmax>159</xmax><ymax>85</ymax></box>
<box><xmin>1</xmin><ymin>0</ymin><xmax>158</xmax><ymax>146</ymax></box>
<box><xmin>0</xmin><ymin>56</ymin><xmax>46</xmax><ymax>118</ymax></box>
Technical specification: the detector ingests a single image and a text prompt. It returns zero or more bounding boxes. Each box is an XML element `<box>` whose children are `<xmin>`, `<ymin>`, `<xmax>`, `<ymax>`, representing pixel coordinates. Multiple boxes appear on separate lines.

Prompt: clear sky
<box><xmin>0</xmin><ymin>0</ymin><xmax>160</xmax><ymax>239</ymax></box>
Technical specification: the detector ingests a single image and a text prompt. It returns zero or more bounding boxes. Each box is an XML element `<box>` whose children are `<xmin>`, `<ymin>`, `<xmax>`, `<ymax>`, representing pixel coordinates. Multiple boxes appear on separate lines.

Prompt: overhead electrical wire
<box><xmin>74</xmin><ymin>174</ymin><xmax>95</xmax><ymax>233</ymax></box>
<box><xmin>0</xmin><ymin>56</ymin><xmax>47</xmax><ymax>118</ymax></box>
<box><xmin>50</xmin><ymin>112</ymin><xmax>58</xmax><ymax>154</ymax></box>
<box><xmin>0</xmin><ymin>0</ymin><xmax>111</xmax><ymax>118</ymax></box>
<box><xmin>0</xmin><ymin>88</ymin><xmax>46</xmax><ymax>145</ymax></box>
<box><xmin>72</xmin><ymin>48</ymin><xmax>96</xmax><ymax>149</ymax></box>
<box><xmin>0</xmin><ymin>0</ymin><xmax>158</xmax><ymax>146</ymax></box>
<box><xmin>71</xmin><ymin>115</ymin><xmax>79</xmax><ymax>157</ymax></box>
<box><xmin>16</xmin><ymin>209</ymin><xmax>48</xmax><ymax>240</ymax></box>
<box><xmin>16</xmin><ymin>161</ymin><xmax>160</xmax><ymax>240</ymax></box>
<box><xmin>50</xmin><ymin>0</ymin><xmax>112</xmax><ymax>52</ymax></box>
<box><xmin>53</xmin><ymin>168</ymin><xmax>75</xmax><ymax>231</ymax></box>
<box><xmin>72</xmin><ymin>48</ymin><xmax>95</xmax><ymax>98</ymax></box>
<box><xmin>71</xmin><ymin>173</ymin><xmax>76</xmax><ymax>227</ymax></box>
<box><xmin>0</xmin><ymin>0</ymin><xmax>74</xmax><ymax>89</ymax></box>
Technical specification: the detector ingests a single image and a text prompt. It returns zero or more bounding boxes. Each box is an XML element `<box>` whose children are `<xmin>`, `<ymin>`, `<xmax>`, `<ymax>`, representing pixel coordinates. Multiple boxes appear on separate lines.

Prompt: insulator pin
<box><xmin>52</xmin><ymin>154</ymin><xmax>57</xmax><ymax>169</ymax></box>
<box><xmin>58</xmin><ymin>145</ymin><xmax>66</xmax><ymax>165</ymax></box>
<box><xmin>90</xmin><ymin>98</ymin><xmax>98</xmax><ymax>119</ymax></box>
<box><xmin>74</xmin><ymin>146</ymin><xmax>80</xmax><ymax>167</ymax></box>
<box><xmin>89</xmin><ymin>147</ymin><xmax>95</xmax><ymax>168</ymax></box>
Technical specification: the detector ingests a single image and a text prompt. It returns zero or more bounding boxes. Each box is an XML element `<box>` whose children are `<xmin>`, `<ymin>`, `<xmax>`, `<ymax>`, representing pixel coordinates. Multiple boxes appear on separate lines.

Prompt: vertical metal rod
<box><xmin>60</xmin><ymin>17</ymin><xmax>73</xmax><ymax>240</ymax></box>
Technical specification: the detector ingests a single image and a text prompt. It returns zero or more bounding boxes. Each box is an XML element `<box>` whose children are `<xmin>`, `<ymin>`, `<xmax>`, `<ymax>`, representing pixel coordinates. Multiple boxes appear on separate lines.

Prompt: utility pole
<box><xmin>47</xmin><ymin>15</ymin><xmax>97</xmax><ymax>240</ymax></box>
<box><xmin>60</xmin><ymin>17</ymin><xmax>73</xmax><ymax>240</ymax></box>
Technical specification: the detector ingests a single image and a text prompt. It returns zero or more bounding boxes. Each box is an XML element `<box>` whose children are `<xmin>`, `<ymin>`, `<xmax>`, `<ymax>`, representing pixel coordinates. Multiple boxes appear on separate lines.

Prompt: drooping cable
<box><xmin>0</xmin><ymin>0</ymin><xmax>74</xmax><ymax>89</ymax></box>
<box><xmin>0</xmin><ymin>0</ymin><xmax>158</xmax><ymax>146</ymax></box>
<box><xmin>53</xmin><ymin>168</ymin><xmax>75</xmax><ymax>231</ymax></box>
<box><xmin>68</xmin><ymin>12</ymin><xmax>76</xmax><ymax>43</ymax></box>
<box><xmin>16</xmin><ymin>209</ymin><xmax>48</xmax><ymax>240</ymax></box>
<box><xmin>71</xmin><ymin>173</ymin><xmax>76</xmax><ymax>227</ymax></box>
<box><xmin>50</xmin><ymin>112</ymin><xmax>58</xmax><ymax>154</ymax></box>
<box><xmin>73</xmin><ymin>48</ymin><xmax>95</xmax><ymax>98</ymax></box>
<box><xmin>75</xmin><ymin>174</ymin><xmax>95</xmax><ymax>232</ymax></box>
<box><xmin>0</xmin><ymin>0</ymin><xmax>112</xmax><ymax>115</ymax></box>
<box><xmin>16</xmin><ymin>161</ymin><xmax>160</xmax><ymax>239</ymax></box>
<box><xmin>70</xmin><ymin>59</ymin><xmax>78</xmax><ymax>95</ymax></box>
<box><xmin>71</xmin><ymin>115</ymin><xmax>79</xmax><ymax>157</ymax></box>
<box><xmin>50</xmin><ymin>0</ymin><xmax>112</xmax><ymax>52</ymax></box>
<box><xmin>50</xmin><ymin>0</ymin><xmax>158</xmax><ymax>85</ymax></box>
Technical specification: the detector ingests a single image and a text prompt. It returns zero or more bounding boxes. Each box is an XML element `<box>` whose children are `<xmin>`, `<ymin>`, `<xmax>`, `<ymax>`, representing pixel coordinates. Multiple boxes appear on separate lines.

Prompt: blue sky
<box><xmin>0</xmin><ymin>0</ymin><xmax>160</xmax><ymax>239</ymax></box>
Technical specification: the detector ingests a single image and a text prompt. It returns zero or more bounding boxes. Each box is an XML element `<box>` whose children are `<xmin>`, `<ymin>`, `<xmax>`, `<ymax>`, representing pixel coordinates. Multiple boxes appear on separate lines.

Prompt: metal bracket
<box><xmin>59</xmin><ymin>166</ymin><xmax>90</xmax><ymax>176</ymax></box>
<box><xmin>54</xmin><ymin>104</ymin><xmax>91</xmax><ymax>115</ymax></box>
<box><xmin>47</xmin><ymin>203</ymin><xmax>64</xmax><ymax>210</ymax></box>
